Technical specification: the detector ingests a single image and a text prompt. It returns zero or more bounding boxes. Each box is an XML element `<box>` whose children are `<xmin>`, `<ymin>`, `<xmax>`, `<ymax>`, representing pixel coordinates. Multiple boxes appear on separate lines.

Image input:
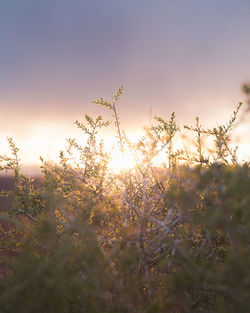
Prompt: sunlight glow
<box><xmin>108</xmin><ymin>148</ymin><xmax>137</xmax><ymax>173</ymax></box>
<box><xmin>232</xmin><ymin>144</ymin><xmax>250</xmax><ymax>163</ymax></box>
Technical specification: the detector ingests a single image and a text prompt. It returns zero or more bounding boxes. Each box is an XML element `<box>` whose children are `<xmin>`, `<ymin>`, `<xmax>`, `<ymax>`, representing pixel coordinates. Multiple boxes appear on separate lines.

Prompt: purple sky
<box><xmin>0</xmin><ymin>0</ymin><xmax>250</xmax><ymax>166</ymax></box>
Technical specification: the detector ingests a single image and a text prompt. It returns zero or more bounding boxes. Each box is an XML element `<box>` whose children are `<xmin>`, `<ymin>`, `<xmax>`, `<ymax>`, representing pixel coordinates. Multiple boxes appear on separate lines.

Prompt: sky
<box><xmin>0</xmin><ymin>0</ymin><xmax>250</xmax><ymax>169</ymax></box>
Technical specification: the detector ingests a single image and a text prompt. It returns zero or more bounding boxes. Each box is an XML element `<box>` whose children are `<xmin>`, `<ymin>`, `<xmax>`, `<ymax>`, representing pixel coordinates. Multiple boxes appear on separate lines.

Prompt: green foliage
<box><xmin>92</xmin><ymin>86</ymin><xmax>124</xmax><ymax>151</ymax></box>
<box><xmin>0</xmin><ymin>87</ymin><xmax>249</xmax><ymax>313</ymax></box>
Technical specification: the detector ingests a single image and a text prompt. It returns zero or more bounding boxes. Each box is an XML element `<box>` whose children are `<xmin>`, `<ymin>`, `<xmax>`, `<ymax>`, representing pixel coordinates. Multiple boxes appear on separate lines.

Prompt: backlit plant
<box><xmin>0</xmin><ymin>87</ymin><xmax>249</xmax><ymax>313</ymax></box>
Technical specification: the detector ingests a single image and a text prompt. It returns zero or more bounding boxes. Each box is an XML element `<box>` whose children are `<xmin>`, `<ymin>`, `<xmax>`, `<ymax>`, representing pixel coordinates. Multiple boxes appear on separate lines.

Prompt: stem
<box><xmin>112</xmin><ymin>103</ymin><xmax>124</xmax><ymax>153</ymax></box>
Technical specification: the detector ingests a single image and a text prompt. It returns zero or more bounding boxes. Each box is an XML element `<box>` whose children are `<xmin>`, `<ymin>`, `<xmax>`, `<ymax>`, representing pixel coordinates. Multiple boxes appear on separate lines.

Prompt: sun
<box><xmin>108</xmin><ymin>148</ymin><xmax>137</xmax><ymax>173</ymax></box>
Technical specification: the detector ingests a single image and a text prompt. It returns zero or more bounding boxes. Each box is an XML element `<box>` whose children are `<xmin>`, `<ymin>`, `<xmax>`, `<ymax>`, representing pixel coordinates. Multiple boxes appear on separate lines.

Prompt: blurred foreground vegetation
<box><xmin>0</xmin><ymin>87</ymin><xmax>250</xmax><ymax>313</ymax></box>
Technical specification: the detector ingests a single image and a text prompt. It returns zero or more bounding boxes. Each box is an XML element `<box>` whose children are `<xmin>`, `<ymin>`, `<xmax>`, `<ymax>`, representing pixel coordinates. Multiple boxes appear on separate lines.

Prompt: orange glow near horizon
<box><xmin>0</xmin><ymin>120</ymin><xmax>249</xmax><ymax>175</ymax></box>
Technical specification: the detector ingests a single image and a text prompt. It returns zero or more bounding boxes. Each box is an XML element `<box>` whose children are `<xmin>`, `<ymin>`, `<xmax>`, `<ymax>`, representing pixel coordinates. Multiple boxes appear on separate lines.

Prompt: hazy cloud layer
<box><xmin>0</xmin><ymin>0</ymin><xmax>250</xmax><ymax>164</ymax></box>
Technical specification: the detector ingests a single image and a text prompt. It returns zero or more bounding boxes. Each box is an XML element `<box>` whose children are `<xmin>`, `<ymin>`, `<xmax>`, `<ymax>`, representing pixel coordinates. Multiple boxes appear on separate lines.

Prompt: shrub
<box><xmin>0</xmin><ymin>87</ymin><xmax>249</xmax><ymax>313</ymax></box>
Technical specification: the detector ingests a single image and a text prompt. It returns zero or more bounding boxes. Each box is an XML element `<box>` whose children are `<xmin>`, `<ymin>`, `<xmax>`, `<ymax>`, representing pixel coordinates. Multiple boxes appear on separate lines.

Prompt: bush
<box><xmin>0</xmin><ymin>87</ymin><xmax>249</xmax><ymax>313</ymax></box>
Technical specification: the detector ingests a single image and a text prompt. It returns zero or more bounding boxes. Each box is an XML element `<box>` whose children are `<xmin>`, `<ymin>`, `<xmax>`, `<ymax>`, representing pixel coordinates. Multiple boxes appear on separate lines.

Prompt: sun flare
<box><xmin>108</xmin><ymin>148</ymin><xmax>137</xmax><ymax>173</ymax></box>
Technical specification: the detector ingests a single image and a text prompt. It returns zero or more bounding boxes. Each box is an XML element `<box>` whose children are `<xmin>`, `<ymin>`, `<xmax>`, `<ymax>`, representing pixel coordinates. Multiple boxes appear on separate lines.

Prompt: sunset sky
<box><xmin>1</xmin><ymin>0</ymin><xmax>250</xmax><ymax>170</ymax></box>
